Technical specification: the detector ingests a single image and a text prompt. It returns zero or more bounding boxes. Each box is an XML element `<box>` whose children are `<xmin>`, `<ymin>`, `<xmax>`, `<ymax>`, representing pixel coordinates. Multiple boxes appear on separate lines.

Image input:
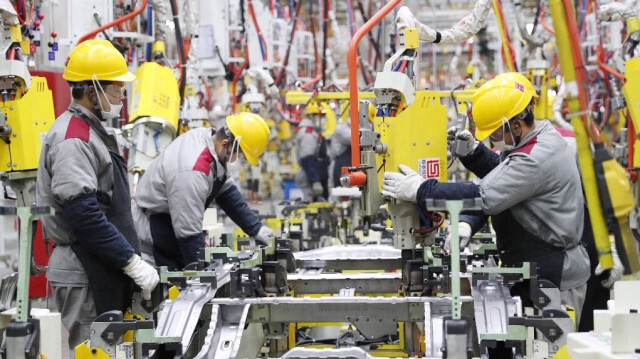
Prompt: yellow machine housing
<box><xmin>0</xmin><ymin>75</ymin><xmax>55</xmax><ymax>171</ymax></box>
<box><xmin>129</xmin><ymin>62</ymin><xmax>180</xmax><ymax>132</ymax></box>
<box><xmin>375</xmin><ymin>91</ymin><xmax>448</xmax><ymax>185</ymax></box>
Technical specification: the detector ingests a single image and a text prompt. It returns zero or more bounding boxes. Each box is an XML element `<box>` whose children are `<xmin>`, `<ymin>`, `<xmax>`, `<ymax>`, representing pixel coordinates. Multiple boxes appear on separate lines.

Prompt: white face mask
<box><xmin>226</xmin><ymin>136</ymin><xmax>242</xmax><ymax>167</ymax></box>
<box><xmin>492</xmin><ymin>140</ymin><xmax>507</xmax><ymax>152</ymax></box>
<box><xmin>490</xmin><ymin>118</ymin><xmax>515</xmax><ymax>152</ymax></box>
<box><xmin>92</xmin><ymin>76</ymin><xmax>123</xmax><ymax>120</ymax></box>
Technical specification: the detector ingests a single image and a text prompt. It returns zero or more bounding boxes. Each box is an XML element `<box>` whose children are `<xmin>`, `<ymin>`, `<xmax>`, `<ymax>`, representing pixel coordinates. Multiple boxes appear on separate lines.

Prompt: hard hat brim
<box><xmin>475</xmin><ymin>127</ymin><xmax>497</xmax><ymax>141</ymax></box>
<box><xmin>244</xmin><ymin>152</ymin><xmax>259</xmax><ymax>166</ymax></box>
<box><xmin>112</xmin><ymin>71</ymin><xmax>136</xmax><ymax>82</ymax></box>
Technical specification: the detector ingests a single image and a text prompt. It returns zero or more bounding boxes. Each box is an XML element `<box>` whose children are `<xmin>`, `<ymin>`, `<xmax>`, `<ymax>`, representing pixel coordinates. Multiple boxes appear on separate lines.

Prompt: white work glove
<box><xmin>254</xmin><ymin>226</ymin><xmax>275</xmax><ymax>246</ymax></box>
<box><xmin>122</xmin><ymin>254</ymin><xmax>160</xmax><ymax>300</ymax></box>
<box><xmin>312</xmin><ymin>182</ymin><xmax>324</xmax><ymax>197</ymax></box>
<box><xmin>595</xmin><ymin>244</ymin><xmax>624</xmax><ymax>289</ymax></box>
<box><xmin>381</xmin><ymin>164</ymin><xmax>424</xmax><ymax>202</ymax></box>
<box><xmin>444</xmin><ymin>222</ymin><xmax>472</xmax><ymax>253</ymax></box>
<box><xmin>447</xmin><ymin>126</ymin><xmax>478</xmax><ymax>158</ymax></box>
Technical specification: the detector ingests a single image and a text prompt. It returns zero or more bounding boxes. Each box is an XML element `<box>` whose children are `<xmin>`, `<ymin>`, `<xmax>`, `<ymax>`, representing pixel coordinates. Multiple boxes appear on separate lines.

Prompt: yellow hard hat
<box><xmin>304</xmin><ymin>102</ymin><xmax>321</xmax><ymax>115</ymax></box>
<box><xmin>63</xmin><ymin>39</ymin><xmax>135</xmax><ymax>82</ymax></box>
<box><xmin>472</xmin><ymin>75</ymin><xmax>535</xmax><ymax>141</ymax></box>
<box><xmin>494</xmin><ymin>72</ymin><xmax>539</xmax><ymax>99</ymax></box>
<box><xmin>226</xmin><ymin>112</ymin><xmax>270</xmax><ymax>166</ymax></box>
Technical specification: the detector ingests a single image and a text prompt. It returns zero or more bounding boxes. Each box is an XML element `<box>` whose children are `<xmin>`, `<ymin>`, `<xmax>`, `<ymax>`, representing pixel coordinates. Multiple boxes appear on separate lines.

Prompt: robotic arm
<box><xmin>395</xmin><ymin>0</ymin><xmax>492</xmax><ymax>45</ymax></box>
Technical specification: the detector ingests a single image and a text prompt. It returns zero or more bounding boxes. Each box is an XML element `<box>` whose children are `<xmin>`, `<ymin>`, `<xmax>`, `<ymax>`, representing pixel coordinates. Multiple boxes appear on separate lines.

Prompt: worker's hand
<box><xmin>312</xmin><ymin>182</ymin><xmax>324</xmax><ymax>197</ymax></box>
<box><xmin>122</xmin><ymin>254</ymin><xmax>160</xmax><ymax>300</ymax></box>
<box><xmin>444</xmin><ymin>222</ymin><xmax>472</xmax><ymax>252</ymax></box>
<box><xmin>254</xmin><ymin>226</ymin><xmax>275</xmax><ymax>246</ymax></box>
<box><xmin>395</xmin><ymin>6</ymin><xmax>416</xmax><ymax>31</ymax></box>
<box><xmin>381</xmin><ymin>164</ymin><xmax>423</xmax><ymax>202</ymax></box>
<box><xmin>447</xmin><ymin>126</ymin><xmax>478</xmax><ymax>158</ymax></box>
<box><xmin>595</xmin><ymin>246</ymin><xmax>624</xmax><ymax>289</ymax></box>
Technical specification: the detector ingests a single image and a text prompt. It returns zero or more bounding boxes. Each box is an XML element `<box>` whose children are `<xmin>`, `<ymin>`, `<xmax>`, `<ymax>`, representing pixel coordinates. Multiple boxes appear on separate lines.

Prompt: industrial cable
<box><xmin>356</xmin><ymin>0</ymin><xmax>382</xmax><ymax>66</ymax></box>
<box><xmin>275</xmin><ymin>0</ymin><xmax>303</xmax><ymax>86</ymax></box>
<box><xmin>145</xmin><ymin>1</ymin><xmax>152</xmax><ymax>61</ymax></box>
<box><xmin>322</xmin><ymin>0</ymin><xmax>329</xmax><ymax>86</ymax></box>
<box><xmin>248</xmin><ymin>0</ymin><xmax>268</xmax><ymax>61</ymax></box>
<box><xmin>169</xmin><ymin>0</ymin><xmax>186</xmax><ymax>107</ymax></box>
<box><xmin>562</xmin><ymin>0</ymin><xmax>601</xmax><ymax>143</ymax></box>
<box><xmin>77</xmin><ymin>0</ymin><xmax>148</xmax><ymax>44</ymax></box>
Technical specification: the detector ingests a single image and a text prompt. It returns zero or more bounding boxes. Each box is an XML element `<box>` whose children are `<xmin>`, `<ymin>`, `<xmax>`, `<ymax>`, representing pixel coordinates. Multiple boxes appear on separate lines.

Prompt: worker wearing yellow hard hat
<box><xmin>132</xmin><ymin>112</ymin><xmax>274</xmax><ymax>270</ymax></box>
<box><xmin>36</xmin><ymin>39</ymin><xmax>159</xmax><ymax>351</ymax></box>
<box><xmin>382</xmin><ymin>73</ymin><xmax>590</xmax><ymax>326</ymax></box>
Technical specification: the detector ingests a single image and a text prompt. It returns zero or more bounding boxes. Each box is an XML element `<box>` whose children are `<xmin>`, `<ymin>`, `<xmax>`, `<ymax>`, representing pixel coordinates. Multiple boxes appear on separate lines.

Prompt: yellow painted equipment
<box><xmin>75</xmin><ymin>341</ymin><xmax>110</xmax><ymax>358</ymax></box>
<box><xmin>0</xmin><ymin>75</ymin><xmax>55</xmax><ymax>171</ymax></box>
<box><xmin>129</xmin><ymin>61</ymin><xmax>180</xmax><ymax>133</ymax></box>
<box><xmin>375</xmin><ymin>91</ymin><xmax>448</xmax><ymax>185</ymax></box>
<box><xmin>550</xmin><ymin>0</ymin><xmax>614</xmax><ymax>269</ymax></box>
<box><xmin>528</xmin><ymin>68</ymin><xmax>553</xmax><ymax>120</ymax></box>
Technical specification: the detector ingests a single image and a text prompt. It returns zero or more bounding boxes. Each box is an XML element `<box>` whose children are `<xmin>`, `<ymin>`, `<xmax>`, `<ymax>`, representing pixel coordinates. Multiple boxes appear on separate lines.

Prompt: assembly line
<box><xmin>0</xmin><ymin>0</ymin><xmax>639</xmax><ymax>358</ymax></box>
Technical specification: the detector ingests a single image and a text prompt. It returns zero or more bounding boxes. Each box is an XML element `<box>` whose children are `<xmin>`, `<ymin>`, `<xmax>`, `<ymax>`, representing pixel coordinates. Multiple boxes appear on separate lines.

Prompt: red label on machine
<box><xmin>418</xmin><ymin>158</ymin><xmax>440</xmax><ymax>180</ymax></box>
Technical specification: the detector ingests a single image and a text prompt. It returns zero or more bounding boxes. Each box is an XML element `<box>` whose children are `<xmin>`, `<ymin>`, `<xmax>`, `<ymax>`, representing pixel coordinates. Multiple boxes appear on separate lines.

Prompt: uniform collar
<box><xmin>68</xmin><ymin>103</ymin><xmax>120</xmax><ymax>152</ymax></box>
<box><xmin>69</xmin><ymin>103</ymin><xmax>102</xmax><ymax>125</ymax></box>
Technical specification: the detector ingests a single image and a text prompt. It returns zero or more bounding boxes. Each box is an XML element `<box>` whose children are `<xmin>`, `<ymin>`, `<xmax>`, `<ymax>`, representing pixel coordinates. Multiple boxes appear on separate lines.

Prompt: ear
<box><xmin>511</xmin><ymin>119</ymin><xmax>521</xmax><ymax>129</ymax></box>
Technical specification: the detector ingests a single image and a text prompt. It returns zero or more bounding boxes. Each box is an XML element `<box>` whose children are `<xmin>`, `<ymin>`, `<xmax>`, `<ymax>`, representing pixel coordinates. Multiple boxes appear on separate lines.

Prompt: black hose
<box><xmin>275</xmin><ymin>0</ymin><xmax>303</xmax><ymax>86</ymax></box>
<box><xmin>170</xmin><ymin>0</ymin><xmax>186</xmax><ymax>107</ymax></box>
<box><xmin>321</xmin><ymin>0</ymin><xmax>329</xmax><ymax>86</ymax></box>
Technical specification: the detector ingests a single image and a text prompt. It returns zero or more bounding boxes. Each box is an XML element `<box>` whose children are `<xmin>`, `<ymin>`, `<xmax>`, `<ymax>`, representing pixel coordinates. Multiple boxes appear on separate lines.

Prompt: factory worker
<box><xmin>382</xmin><ymin>75</ymin><xmax>590</xmax><ymax>325</ymax></box>
<box><xmin>36</xmin><ymin>39</ymin><xmax>159</xmax><ymax>353</ymax></box>
<box><xmin>295</xmin><ymin>103</ymin><xmax>330</xmax><ymax>201</ymax></box>
<box><xmin>132</xmin><ymin>112</ymin><xmax>275</xmax><ymax>271</ymax></box>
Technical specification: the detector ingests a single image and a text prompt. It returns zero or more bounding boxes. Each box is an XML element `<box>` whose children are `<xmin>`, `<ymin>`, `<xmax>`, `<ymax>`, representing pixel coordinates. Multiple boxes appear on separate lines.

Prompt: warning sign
<box><xmin>418</xmin><ymin>158</ymin><xmax>440</xmax><ymax>180</ymax></box>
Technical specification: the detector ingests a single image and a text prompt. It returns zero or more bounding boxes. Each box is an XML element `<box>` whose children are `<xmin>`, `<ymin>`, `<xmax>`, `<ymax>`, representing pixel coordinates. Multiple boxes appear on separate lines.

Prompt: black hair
<box><xmin>510</xmin><ymin>99</ymin><xmax>535</xmax><ymax>127</ymax></box>
<box><xmin>68</xmin><ymin>80</ymin><xmax>113</xmax><ymax>100</ymax></box>
<box><xmin>214</xmin><ymin>126</ymin><xmax>235</xmax><ymax>143</ymax></box>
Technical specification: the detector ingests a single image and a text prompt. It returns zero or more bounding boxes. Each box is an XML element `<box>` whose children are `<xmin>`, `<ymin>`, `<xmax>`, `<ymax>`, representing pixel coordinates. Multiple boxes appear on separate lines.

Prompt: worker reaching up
<box><xmin>132</xmin><ymin>112</ymin><xmax>275</xmax><ymax>271</ymax></box>
<box><xmin>382</xmin><ymin>75</ymin><xmax>590</xmax><ymax>325</ymax></box>
<box><xmin>36</xmin><ymin>39</ymin><xmax>159</xmax><ymax>354</ymax></box>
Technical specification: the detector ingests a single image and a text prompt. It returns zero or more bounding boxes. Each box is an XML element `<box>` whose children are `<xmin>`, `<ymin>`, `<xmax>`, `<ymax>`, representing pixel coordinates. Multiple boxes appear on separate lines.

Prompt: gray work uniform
<box><xmin>36</xmin><ymin>104</ymin><xmax>138</xmax><ymax>355</ymax></box>
<box><xmin>132</xmin><ymin>128</ymin><xmax>262</xmax><ymax>269</ymax></box>
<box><xmin>454</xmin><ymin>120</ymin><xmax>590</xmax><ymax>323</ymax></box>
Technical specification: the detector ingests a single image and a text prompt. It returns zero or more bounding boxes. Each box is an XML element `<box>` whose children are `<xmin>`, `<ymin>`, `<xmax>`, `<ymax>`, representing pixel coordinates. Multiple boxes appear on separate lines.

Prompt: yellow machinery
<box><xmin>372</xmin><ymin>91</ymin><xmax>448</xmax><ymax>249</ymax></box>
<box><xmin>0</xmin><ymin>65</ymin><xmax>55</xmax><ymax>172</ymax></box>
<box><xmin>0</xmin><ymin>23</ymin><xmax>55</xmax><ymax>207</ymax></box>
<box><xmin>124</xmin><ymin>43</ymin><xmax>180</xmax><ymax>191</ymax></box>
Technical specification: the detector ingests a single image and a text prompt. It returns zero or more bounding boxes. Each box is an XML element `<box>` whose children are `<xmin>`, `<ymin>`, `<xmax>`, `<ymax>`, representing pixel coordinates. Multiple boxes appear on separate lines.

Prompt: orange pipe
<box><xmin>77</xmin><ymin>0</ymin><xmax>148</xmax><ymax>44</ymax></box>
<box><xmin>540</xmin><ymin>7</ymin><xmax>555</xmax><ymax>35</ymax></box>
<box><xmin>349</xmin><ymin>0</ymin><xmax>402</xmax><ymax>167</ymax></box>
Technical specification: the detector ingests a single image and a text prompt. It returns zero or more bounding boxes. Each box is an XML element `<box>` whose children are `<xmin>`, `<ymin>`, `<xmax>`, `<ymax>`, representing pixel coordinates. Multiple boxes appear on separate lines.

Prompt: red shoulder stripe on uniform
<box><xmin>193</xmin><ymin>147</ymin><xmax>214</xmax><ymax>176</ymax></box>
<box><xmin>555</xmin><ymin>127</ymin><xmax>575</xmax><ymax>137</ymax></box>
<box><xmin>510</xmin><ymin>136</ymin><xmax>538</xmax><ymax>155</ymax></box>
<box><xmin>64</xmin><ymin>116</ymin><xmax>90</xmax><ymax>143</ymax></box>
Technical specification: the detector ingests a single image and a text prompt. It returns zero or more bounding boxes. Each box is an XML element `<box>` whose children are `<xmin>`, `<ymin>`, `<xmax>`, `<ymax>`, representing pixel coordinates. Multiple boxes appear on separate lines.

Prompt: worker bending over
<box><xmin>132</xmin><ymin>112</ymin><xmax>274</xmax><ymax>271</ymax></box>
<box><xmin>36</xmin><ymin>40</ymin><xmax>159</xmax><ymax>354</ymax></box>
<box><xmin>382</xmin><ymin>75</ymin><xmax>590</xmax><ymax>325</ymax></box>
